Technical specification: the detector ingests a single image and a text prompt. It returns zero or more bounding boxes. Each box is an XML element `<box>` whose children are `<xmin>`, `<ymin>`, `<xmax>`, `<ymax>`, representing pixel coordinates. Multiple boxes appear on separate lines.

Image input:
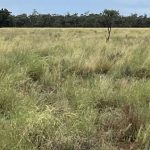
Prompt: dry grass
<box><xmin>0</xmin><ymin>28</ymin><xmax>150</xmax><ymax>149</ymax></box>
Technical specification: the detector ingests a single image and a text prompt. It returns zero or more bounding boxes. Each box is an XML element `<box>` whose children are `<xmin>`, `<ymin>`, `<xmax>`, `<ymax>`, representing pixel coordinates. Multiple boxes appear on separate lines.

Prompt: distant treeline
<box><xmin>1</xmin><ymin>8</ymin><xmax>150</xmax><ymax>28</ymax></box>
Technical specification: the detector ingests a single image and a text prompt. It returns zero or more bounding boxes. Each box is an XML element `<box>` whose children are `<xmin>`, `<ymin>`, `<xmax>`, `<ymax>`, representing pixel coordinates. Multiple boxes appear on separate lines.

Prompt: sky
<box><xmin>1</xmin><ymin>0</ymin><xmax>150</xmax><ymax>16</ymax></box>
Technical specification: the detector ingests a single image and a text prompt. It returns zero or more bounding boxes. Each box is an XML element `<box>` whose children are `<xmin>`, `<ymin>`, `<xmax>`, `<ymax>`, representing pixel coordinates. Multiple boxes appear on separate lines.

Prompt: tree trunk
<box><xmin>106</xmin><ymin>26</ymin><xmax>111</xmax><ymax>42</ymax></box>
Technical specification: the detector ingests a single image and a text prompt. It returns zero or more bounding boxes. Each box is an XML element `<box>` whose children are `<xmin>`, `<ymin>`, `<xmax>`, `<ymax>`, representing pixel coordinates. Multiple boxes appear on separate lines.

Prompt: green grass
<box><xmin>0</xmin><ymin>28</ymin><xmax>150</xmax><ymax>149</ymax></box>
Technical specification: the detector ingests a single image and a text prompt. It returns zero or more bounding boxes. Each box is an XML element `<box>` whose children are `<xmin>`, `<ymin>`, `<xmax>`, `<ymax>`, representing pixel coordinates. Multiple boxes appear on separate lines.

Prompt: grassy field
<box><xmin>0</xmin><ymin>28</ymin><xmax>150</xmax><ymax>150</ymax></box>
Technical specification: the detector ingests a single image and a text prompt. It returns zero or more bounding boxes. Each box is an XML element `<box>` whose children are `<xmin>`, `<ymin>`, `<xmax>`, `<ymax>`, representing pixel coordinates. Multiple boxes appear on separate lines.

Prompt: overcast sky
<box><xmin>1</xmin><ymin>0</ymin><xmax>150</xmax><ymax>16</ymax></box>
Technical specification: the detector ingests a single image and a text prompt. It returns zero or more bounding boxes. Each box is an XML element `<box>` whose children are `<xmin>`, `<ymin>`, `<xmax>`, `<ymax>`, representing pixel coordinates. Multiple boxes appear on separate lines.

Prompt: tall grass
<box><xmin>0</xmin><ymin>28</ymin><xmax>150</xmax><ymax>149</ymax></box>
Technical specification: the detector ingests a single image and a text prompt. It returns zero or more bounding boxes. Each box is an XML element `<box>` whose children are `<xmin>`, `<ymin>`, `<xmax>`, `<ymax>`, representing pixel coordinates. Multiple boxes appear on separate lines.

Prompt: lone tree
<box><xmin>102</xmin><ymin>9</ymin><xmax>119</xmax><ymax>42</ymax></box>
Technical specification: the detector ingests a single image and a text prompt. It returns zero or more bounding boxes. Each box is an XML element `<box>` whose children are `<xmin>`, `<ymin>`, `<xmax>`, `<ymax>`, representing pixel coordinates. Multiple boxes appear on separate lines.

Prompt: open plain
<box><xmin>0</xmin><ymin>28</ymin><xmax>150</xmax><ymax>149</ymax></box>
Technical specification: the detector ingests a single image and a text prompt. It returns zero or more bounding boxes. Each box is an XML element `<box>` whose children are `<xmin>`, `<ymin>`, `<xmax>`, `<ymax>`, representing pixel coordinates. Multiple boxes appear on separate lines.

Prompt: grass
<box><xmin>0</xmin><ymin>28</ymin><xmax>150</xmax><ymax>149</ymax></box>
